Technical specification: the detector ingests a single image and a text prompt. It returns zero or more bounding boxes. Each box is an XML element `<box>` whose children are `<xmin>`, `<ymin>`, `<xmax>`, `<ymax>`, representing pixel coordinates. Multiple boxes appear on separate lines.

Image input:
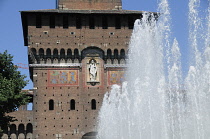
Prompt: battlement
<box><xmin>57</xmin><ymin>0</ymin><xmax>122</xmax><ymax>10</ymax></box>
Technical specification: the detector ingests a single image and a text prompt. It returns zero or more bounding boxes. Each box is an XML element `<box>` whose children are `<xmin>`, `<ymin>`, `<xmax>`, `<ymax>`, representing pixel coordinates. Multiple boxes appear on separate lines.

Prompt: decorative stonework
<box><xmin>48</xmin><ymin>69</ymin><xmax>79</xmax><ymax>86</ymax></box>
<box><xmin>108</xmin><ymin>70</ymin><xmax>125</xmax><ymax>85</ymax></box>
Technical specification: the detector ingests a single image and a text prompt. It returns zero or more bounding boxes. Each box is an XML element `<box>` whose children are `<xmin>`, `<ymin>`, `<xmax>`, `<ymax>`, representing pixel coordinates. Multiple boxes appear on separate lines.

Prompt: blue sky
<box><xmin>0</xmin><ymin>0</ymin><xmax>208</xmax><ymax>89</ymax></box>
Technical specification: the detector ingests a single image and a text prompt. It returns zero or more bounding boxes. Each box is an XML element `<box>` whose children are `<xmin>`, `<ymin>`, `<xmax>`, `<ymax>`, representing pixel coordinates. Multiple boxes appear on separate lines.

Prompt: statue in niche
<box><xmin>89</xmin><ymin>59</ymin><xmax>97</xmax><ymax>81</ymax></box>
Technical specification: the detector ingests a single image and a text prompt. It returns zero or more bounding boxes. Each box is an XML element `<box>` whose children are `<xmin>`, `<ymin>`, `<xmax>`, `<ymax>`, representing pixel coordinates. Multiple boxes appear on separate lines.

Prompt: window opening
<box><xmin>70</xmin><ymin>99</ymin><xmax>75</xmax><ymax>110</ymax></box>
<box><xmin>115</xmin><ymin>17</ymin><xmax>121</xmax><ymax>29</ymax></box>
<box><xmin>91</xmin><ymin>99</ymin><xmax>96</xmax><ymax>110</ymax></box>
<box><xmin>76</xmin><ymin>16</ymin><xmax>82</xmax><ymax>29</ymax></box>
<box><xmin>63</xmin><ymin>15</ymin><xmax>68</xmax><ymax>29</ymax></box>
<box><xmin>128</xmin><ymin>16</ymin><xmax>134</xmax><ymax>29</ymax></box>
<box><xmin>89</xmin><ymin>16</ymin><xmax>95</xmax><ymax>29</ymax></box>
<box><xmin>49</xmin><ymin>99</ymin><xmax>54</xmax><ymax>110</ymax></box>
<box><xmin>102</xmin><ymin>16</ymin><xmax>108</xmax><ymax>29</ymax></box>
<box><xmin>50</xmin><ymin>15</ymin><xmax>55</xmax><ymax>28</ymax></box>
<box><xmin>36</xmin><ymin>14</ymin><xmax>42</xmax><ymax>28</ymax></box>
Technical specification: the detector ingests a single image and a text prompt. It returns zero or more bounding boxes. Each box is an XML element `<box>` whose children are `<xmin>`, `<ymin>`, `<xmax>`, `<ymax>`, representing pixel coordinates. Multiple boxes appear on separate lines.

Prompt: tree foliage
<box><xmin>0</xmin><ymin>51</ymin><xmax>28</xmax><ymax>136</ymax></box>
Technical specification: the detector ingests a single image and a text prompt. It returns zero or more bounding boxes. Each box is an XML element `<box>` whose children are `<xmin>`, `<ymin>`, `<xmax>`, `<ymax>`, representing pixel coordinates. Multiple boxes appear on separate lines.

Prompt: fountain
<box><xmin>97</xmin><ymin>0</ymin><xmax>210</xmax><ymax>139</ymax></box>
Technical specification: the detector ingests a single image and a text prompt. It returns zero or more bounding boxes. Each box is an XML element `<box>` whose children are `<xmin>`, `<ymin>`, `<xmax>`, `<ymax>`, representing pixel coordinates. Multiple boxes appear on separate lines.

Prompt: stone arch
<box><xmin>114</xmin><ymin>49</ymin><xmax>118</xmax><ymax>59</ymax></box>
<box><xmin>74</xmin><ymin>48</ymin><xmax>79</xmax><ymax>59</ymax></box>
<box><xmin>18</xmin><ymin>124</ymin><xmax>24</xmax><ymax>135</ymax></box>
<box><xmin>49</xmin><ymin>99</ymin><xmax>54</xmax><ymax>110</ymax></box>
<box><xmin>107</xmin><ymin>49</ymin><xmax>112</xmax><ymax>59</ymax></box>
<box><xmin>26</xmin><ymin>123</ymin><xmax>33</xmax><ymax>134</ymax></box>
<box><xmin>81</xmin><ymin>47</ymin><xmax>104</xmax><ymax>59</ymax></box>
<box><xmin>67</xmin><ymin>49</ymin><xmax>72</xmax><ymax>59</ymax></box>
<box><xmin>39</xmin><ymin>48</ymin><xmax>44</xmax><ymax>58</ymax></box>
<box><xmin>53</xmin><ymin>48</ymin><xmax>58</xmax><ymax>58</ymax></box>
<box><xmin>2</xmin><ymin>134</ymin><xmax>8</xmax><ymax>139</ymax></box>
<box><xmin>46</xmin><ymin>48</ymin><xmax>51</xmax><ymax>58</ymax></box>
<box><xmin>30</xmin><ymin>48</ymin><xmax>36</xmax><ymax>55</ymax></box>
<box><xmin>82</xmin><ymin>132</ymin><xmax>97</xmax><ymax>139</ymax></box>
<box><xmin>10</xmin><ymin>133</ymin><xmax>17</xmax><ymax>139</ymax></box>
<box><xmin>10</xmin><ymin>124</ymin><xmax>16</xmax><ymax>135</ymax></box>
<box><xmin>60</xmin><ymin>48</ymin><xmax>65</xmax><ymax>59</ymax></box>
<box><xmin>26</xmin><ymin>133</ymin><xmax>33</xmax><ymax>139</ymax></box>
<box><xmin>120</xmin><ymin>49</ymin><xmax>125</xmax><ymax>59</ymax></box>
<box><xmin>18</xmin><ymin>133</ymin><xmax>25</xmax><ymax>139</ymax></box>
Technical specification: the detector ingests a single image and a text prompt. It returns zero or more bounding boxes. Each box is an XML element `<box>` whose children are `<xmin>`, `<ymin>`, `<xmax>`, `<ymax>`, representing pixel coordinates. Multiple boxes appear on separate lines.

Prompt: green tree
<box><xmin>0</xmin><ymin>51</ymin><xmax>28</xmax><ymax>137</ymax></box>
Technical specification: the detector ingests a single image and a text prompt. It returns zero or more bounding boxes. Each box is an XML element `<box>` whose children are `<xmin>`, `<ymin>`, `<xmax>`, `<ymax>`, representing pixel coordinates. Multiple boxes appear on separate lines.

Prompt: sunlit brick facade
<box><xmin>1</xmin><ymin>0</ymin><xmax>148</xmax><ymax>139</ymax></box>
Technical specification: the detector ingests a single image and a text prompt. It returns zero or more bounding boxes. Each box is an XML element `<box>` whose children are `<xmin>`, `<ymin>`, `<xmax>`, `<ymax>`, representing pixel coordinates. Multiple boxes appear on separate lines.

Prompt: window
<box><xmin>31</xmin><ymin>48</ymin><xmax>36</xmax><ymax>56</ymax></box>
<box><xmin>26</xmin><ymin>123</ymin><xmax>33</xmax><ymax>134</ymax></box>
<box><xmin>36</xmin><ymin>14</ymin><xmax>42</xmax><ymax>28</ymax></box>
<box><xmin>67</xmin><ymin>49</ymin><xmax>72</xmax><ymax>59</ymax></box>
<box><xmin>50</xmin><ymin>15</ymin><xmax>55</xmax><ymax>28</ymax></box>
<box><xmin>27</xmin><ymin>102</ymin><xmax>33</xmax><ymax>111</ymax></box>
<box><xmin>63</xmin><ymin>15</ymin><xmax>68</xmax><ymax>29</ymax></box>
<box><xmin>128</xmin><ymin>16</ymin><xmax>134</xmax><ymax>29</ymax></box>
<box><xmin>49</xmin><ymin>99</ymin><xmax>54</xmax><ymax>110</ymax></box>
<box><xmin>74</xmin><ymin>49</ymin><xmax>79</xmax><ymax>59</ymax></box>
<box><xmin>10</xmin><ymin>124</ymin><xmax>16</xmax><ymax>134</ymax></box>
<box><xmin>114</xmin><ymin>49</ymin><xmax>119</xmax><ymax>59</ymax></box>
<box><xmin>76</xmin><ymin>16</ymin><xmax>81</xmax><ymax>29</ymax></box>
<box><xmin>53</xmin><ymin>49</ymin><xmax>58</xmax><ymax>58</ymax></box>
<box><xmin>115</xmin><ymin>17</ymin><xmax>121</xmax><ymax>29</ymax></box>
<box><xmin>91</xmin><ymin>99</ymin><xmax>96</xmax><ymax>110</ymax></box>
<box><xmin>89</xmin><ymin>16</ymin><xmax>95</xmax><ymax>29</ymax></box>
<box><xmin>18</xmin><ymin>124</ymin><xmax>24</xmax><ymax>134</ymax></box>
<box><xmin>102</xmin><ymin>16</ymin><xmax>108</xmax><ymax>29</ymax></box>
<box><xmin>70</xmin><ymin>99</ymin><xmax>75</xmax><ymax>110</ymax></box>
<box><xmin>107</xmin><ymin>49</ymin><xmax>112</xmax><ymax>59</ymax></box>
<box><xmin>120</xmin><ymin>49</ymin><xmax>125</xmax><ymax>59</ymax></box>
<box><xmin>60</xmin><ymin>49</ymin><xmax>65</xmax><ymax>59</ymax></box>
<box><xmin>46</xmin><ymin>48</ymin><xmax>51</xmax><ymax>58</ymax></box>
<box><xmin>39</xmin><ymin>48</ymin><xmax>44</xmax><ymax>58</ymax></box>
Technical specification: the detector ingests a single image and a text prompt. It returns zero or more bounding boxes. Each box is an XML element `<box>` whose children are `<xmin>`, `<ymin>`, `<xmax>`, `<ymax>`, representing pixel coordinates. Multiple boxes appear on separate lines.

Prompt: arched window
<box><xmin>49</xmin><ymin>99</ymin><xmax>54</xmax><ymax>110</ymax></box>
<box><xmin>120</xmin><ymin>49</ymin><xmax>125</xmax><ymax>59</ymax></box>
<box><xmin>70</xmin><ymin>99</ymin><xmax>75</xmax><ymax>110</ymax></box>
<box><xmin>26</xmin><ymin>123</ymin><xmax>33</xmax><ymax>134</ymax></box>
<box><xmin>60</xmin><ymin>49</ymin><xmax>65</xmax><ymax>59</ymax></box>
<box><xmin>53</xmin><ymin>49</ymin><xmax>58</xmax><ymax>58</ymax></box>
<box><xmin>9</xmin><ymin>124</ymin><xmax>16</xmax><ymax>134</ymax></box>
<box><xmin>74</xmin><ymin>49</ymin><xmax>79</xmax><ymax>59</ymax></box>
<box><xmin>114</xmin><ymin>49</ymin><xmax>118</xmax><ymax>59</ymax></box>
<box><xmin>91</xmin><ymin>99</ymin><xmax>96</xmax><ymax>110</ymax></box>
<box><xmin>31</xmin><ymin>48</ymin><xmax>36</xmax><ymax>56</ymax></box>
<box><xmin>46</xmin><ymin>48</ymin><xmax>51</xmax><ymax>58</ymax></box>
<box><xmin>107</xmin><ymin>49</ymin><xmax>112</xmax><ymax>59</ymax></box>
<box><xmin>39</xmin><ymin>48</ymin><xmax>44</xmax><ymax>58</ymax></box>
<box><xmin>18</xmin><ymin>124</ymin><xmax>24</xmax><ymax>134</ymax></box>
<box><xmin>67</xmin><ymin>49</ymin><xmax>72</xmax><ymax>59</ymax></box>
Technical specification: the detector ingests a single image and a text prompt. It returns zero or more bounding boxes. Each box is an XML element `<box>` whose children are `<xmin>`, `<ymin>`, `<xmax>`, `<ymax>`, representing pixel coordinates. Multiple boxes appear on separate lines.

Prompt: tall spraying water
<box><xmin>97</xmin><ymin>0</ymin><xmax>210</xmax><ymax>139</ymax></box>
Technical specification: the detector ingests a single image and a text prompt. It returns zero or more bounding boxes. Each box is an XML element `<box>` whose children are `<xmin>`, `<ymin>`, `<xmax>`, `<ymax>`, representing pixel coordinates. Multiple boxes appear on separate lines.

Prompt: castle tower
<box><xmin>2</xmin><ymin>0</ymin><xmax>155</xmax><ymax>139</ymax></box>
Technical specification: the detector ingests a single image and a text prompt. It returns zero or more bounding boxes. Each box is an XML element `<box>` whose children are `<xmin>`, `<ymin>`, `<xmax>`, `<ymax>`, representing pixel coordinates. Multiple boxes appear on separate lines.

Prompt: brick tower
<box><xmin>1</xmin><ymin>0</ymin><xmax>152</xmax><ymax>139</ymax></box>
